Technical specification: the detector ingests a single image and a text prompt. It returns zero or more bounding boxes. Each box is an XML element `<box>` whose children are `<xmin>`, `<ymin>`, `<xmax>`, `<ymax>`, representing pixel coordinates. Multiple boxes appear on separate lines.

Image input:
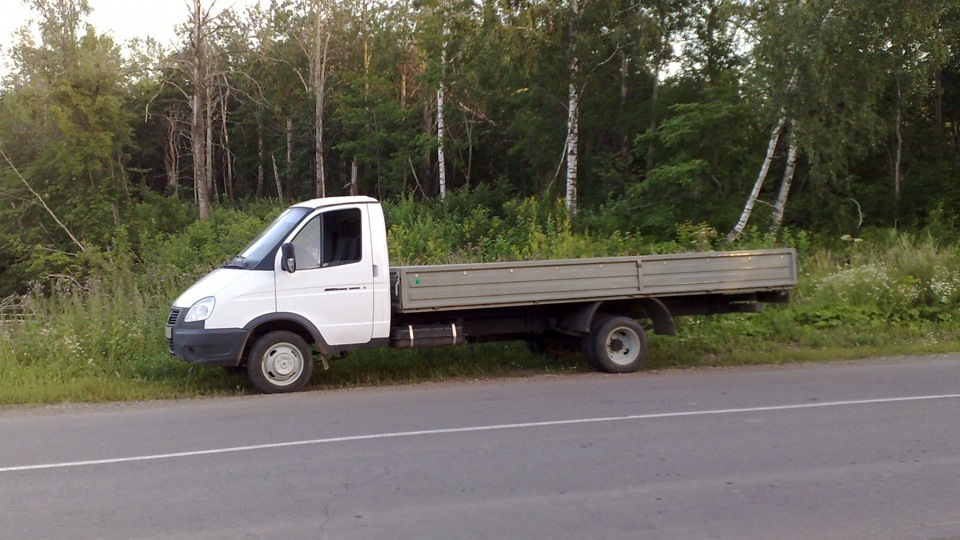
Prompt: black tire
<box><xmin>582</xmin><ymin>316</ymin><xmax>647</xmax><ymax>373</ymax></box>
<box><xmin>246</xmin><ymin>331</ymin><xmax>314</xmax><ymax>393</ymax></box>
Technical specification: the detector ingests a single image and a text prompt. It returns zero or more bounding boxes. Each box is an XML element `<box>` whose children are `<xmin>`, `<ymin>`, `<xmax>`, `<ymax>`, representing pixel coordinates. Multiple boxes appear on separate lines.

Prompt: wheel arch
<box><xmin>242</xmin><ymin>313</ymin><xmax>332</xmax><ymax>361</ymax></box>
<box><xmin>559</xmin><ymin>298</ymin><xmax>676</xmax><ymax>336</ymax></box>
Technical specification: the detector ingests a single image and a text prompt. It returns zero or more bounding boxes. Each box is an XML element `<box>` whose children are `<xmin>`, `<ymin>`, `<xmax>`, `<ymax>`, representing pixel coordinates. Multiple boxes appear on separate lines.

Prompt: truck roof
<box><xmin>291</xmin><ymin>196</ymin><xmax>378</xmax><ymax>209</ymax></box>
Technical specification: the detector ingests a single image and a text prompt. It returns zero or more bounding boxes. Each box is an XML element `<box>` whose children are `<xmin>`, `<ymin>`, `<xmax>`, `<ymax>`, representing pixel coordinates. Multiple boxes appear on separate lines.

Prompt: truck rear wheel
<box><xmin>583</xmin><ymin>316</ymin><xmax>647</xmax><ymax>373</ymax></box>
<box><xmin>246</xmin><ymin>331</ymin><xmax>314</xmax><ymax>393</ymax></box>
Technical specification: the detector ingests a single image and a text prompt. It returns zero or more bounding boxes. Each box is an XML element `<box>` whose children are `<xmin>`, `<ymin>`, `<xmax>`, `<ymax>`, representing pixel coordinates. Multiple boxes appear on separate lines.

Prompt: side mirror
<box><xmin>280</xmin><ymin>243</ymin><xmax>297</xmax><ymax>273</ymax></box>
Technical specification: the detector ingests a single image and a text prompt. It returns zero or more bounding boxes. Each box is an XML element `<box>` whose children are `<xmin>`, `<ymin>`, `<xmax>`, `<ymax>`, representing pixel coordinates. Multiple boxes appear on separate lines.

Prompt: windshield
<box><xmin>225</xmin><ymin>207</ymin><xmax>311</xmax><ymax>269</ymax></box>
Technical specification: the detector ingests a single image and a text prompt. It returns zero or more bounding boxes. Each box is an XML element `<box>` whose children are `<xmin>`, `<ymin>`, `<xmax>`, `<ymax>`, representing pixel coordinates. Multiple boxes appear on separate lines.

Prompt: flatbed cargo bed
<box><xmin>390</xmin><ymin>248</ymin><xmax>797</xmax><ymax>313</ymax></box>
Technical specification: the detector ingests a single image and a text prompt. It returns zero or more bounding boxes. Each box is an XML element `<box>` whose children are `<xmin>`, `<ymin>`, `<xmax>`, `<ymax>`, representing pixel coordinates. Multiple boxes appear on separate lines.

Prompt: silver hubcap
<box><xmin>261</xmin><ymin>342</ymin><xmax>304</xmax><ymax>386</ymax></box>
<box><xmin>605</xmin><ymin>327</ymin><xmax>641</xmax><ymax>366</ymax></box>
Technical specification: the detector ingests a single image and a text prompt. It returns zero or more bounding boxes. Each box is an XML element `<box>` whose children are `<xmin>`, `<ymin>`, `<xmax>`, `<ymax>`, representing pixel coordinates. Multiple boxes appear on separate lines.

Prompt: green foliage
<box><xmin>800</xmin><ymin>232</ymin><xmax>960</xmax><ymax>321</ymax></box>
<box><xmin>141</xmin><ymin>203</ymin><xmax>281</xmax><ymax>274</ymax></box>
<box><xmin>383</xmin><ymin>187</ymin><xmax>649</xmax><ymax>265</ymax></box>
<box><xmin>675</xmin><ymin>222</ymin><xmax>719</xmax><ymax>251</ymax></box>
<box><xmin>730</xmin><ymin>225</ymin><xmax>813</xmax><ymax>254</ymax></box>
<box><xmin>627</xmin><ymin>83</ymin><xmax>763</xmax><ymax>238</ymax></box>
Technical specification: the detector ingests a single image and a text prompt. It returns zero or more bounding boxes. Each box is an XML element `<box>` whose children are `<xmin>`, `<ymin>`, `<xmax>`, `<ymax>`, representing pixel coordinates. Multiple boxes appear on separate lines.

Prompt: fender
<box><xmin>637</xmin><ymin>298</ymin><xmax>677</xmax><ymax>336</ymax></box>
<box><xmin>244</xmin><ymin>312</ymin><xmax>334</xmax><ymax>355</ymax></box>
<box><xmin>557</xmin><ymin>298</ymin><xmax>676</xmax><ymax>336</ymax></box>
<box><xmin>558</xmin><ymin>301</ymin><xmax>604</xmax><ymax>334</ymax></box>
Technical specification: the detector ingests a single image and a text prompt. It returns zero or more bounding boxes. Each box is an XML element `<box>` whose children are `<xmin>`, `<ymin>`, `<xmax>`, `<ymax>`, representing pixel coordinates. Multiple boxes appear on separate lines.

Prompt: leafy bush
<box><xmin>800</xmin><ymin>232</ymin><xmax>960</xmax><ymax>321</ymax></box>
<box><xmin>140</xmin><ymin>203</ymin><xmax>281</xmax><ymax>274</ymax></box>
<box><xmin>384</xmin><ymin>187</ymin><xmax>650</xmax><ymax>265</ymax></box>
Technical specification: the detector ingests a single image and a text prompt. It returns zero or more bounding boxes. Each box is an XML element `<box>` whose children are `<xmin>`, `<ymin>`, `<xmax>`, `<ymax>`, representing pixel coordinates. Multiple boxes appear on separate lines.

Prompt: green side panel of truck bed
<box><xmin>389</xmin><ymin>248</ymin><xmax>798</xmax><ymax>313</ymax></box>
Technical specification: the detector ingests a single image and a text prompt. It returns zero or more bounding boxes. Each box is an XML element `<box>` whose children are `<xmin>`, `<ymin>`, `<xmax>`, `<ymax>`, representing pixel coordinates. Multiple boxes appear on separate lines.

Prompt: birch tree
<box><xmin>730</xmin><ymin>0</ymin><xmax>949</xmax><ymax>239</ymax></box>
<box><xmin>565</xmin><ymin>0</ymin><xmax>582</xmax><ymax>221</ymax></box>
<box><xmin>313</xmin><ymin>0</ymin><xmax>332</xmax><ymax>198</ymax></box>
<box><xmin>437</xmin><ymin>18</ymin><xmax>449</xmax><ymax>199</ymax></box>
<box><xmin>726</xmin><ymin>1</ymin><xmax>831</xmax><ymax>243</ymax></box>
<box><xmin>189</xmin><ymin>0</ymin><xmax>213</xmax><ymax>219</ymax></box>
<box><xmin>725</xmin><ymin>116</ymin><xmax>785</xmax><ymax>242</ymax></box>
<box><xmin>769</xmin><ymin>123</ymin><xmax>799</xmax><ymax>234</ymax></box>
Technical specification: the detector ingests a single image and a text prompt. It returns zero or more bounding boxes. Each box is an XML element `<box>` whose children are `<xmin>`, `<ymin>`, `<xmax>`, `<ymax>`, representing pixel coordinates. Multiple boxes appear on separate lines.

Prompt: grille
<box><xmin>166</xmin><ymin>308</ymin><xmax>180</xmax><ymax>354</ymax></box>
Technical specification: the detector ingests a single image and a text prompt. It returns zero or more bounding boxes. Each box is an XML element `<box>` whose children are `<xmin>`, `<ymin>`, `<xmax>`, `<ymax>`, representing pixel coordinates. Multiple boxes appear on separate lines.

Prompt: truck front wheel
<box><xmin>246</xmin><ymin>331</ymin><xmax>314</xmax><ymax>393</ymax></box>
<box><xmin>583</xmin><ymin>316</ymin><xmax>647</xmax><ymax>373</ymax></box>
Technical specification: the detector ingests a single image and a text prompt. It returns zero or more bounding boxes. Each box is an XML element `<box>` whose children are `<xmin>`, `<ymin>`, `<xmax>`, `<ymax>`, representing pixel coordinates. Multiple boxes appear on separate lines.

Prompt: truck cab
<box><xmin>167</xmin><ymin>196</ymin><xmax>391</xmax><ymax>392</ymax></box>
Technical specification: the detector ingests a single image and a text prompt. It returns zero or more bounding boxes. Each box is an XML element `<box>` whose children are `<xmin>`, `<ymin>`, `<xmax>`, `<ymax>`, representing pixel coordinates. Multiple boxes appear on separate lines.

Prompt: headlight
<box><xmin>185</xmin><ymin>297</ymin><xmax>215</xmax><ymax>323</ymax></box>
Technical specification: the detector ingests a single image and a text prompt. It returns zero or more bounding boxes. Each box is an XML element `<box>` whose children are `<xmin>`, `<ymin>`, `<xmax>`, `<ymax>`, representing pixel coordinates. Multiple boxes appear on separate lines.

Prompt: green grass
<box><xmin>2</xmin><ymin>309</ymin><xmax>958</xmax><ymax>407</ymax></box>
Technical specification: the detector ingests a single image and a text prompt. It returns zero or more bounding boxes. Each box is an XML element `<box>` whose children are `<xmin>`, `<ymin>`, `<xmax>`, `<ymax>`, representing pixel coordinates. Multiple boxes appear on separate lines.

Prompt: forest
<box><xmin>0</xmin><ymin>0</ymin><xmax>957</xmax><ymax>293</ymax></box>
<box><xmin>1</xmin><ymin>0</ymin><xmax>960</xmax><ymax>402</ymax></box>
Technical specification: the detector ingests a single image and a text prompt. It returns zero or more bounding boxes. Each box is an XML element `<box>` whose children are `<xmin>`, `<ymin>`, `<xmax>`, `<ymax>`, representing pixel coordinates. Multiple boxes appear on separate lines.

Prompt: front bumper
<box><xmin>167</xmin><ymin>308</ymin><xmax>247</xmax><ymax>366</ymax></box>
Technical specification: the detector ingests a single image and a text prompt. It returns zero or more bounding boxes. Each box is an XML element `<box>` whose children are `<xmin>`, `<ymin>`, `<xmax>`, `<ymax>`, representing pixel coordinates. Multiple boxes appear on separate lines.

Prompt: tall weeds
<box><xmin>802</xmin><ymin>232</ymin><xmax>960</xmax><ymax>318</ymax></box>
<box><xmin>383</xmin><ymin>193</ymin><xmax>648</xmax><ymax>264</ymax></box>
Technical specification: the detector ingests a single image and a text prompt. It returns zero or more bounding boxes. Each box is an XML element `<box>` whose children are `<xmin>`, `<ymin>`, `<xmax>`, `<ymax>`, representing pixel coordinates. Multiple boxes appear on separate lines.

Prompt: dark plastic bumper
<box><xmin>168</xmin><ymin>323</ymin><xmax>247</xmax><ymax>367</ymax></box>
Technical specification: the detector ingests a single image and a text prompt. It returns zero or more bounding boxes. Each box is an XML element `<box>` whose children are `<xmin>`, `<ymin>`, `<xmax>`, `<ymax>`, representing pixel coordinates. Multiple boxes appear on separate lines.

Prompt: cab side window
<box><xmin>290</xmin><ymin>208</ymin><xmax>362</xmax><ymax>271</ymax></box>
<box><xmin>321</xmin><ymin>209</ymin><xmax>362</xmax><ymax>266</ymax></box>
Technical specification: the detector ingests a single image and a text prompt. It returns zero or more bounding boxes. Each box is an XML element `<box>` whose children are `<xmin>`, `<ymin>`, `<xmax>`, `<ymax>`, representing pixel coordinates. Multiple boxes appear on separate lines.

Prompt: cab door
<box><xmin>274</xmin><ymin>206</ymin><xmax>374</xmax><ymax>346</ymax></box>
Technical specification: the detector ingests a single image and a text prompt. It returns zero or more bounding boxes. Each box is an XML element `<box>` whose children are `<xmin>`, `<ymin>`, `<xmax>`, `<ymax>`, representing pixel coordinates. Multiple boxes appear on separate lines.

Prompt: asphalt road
<box><xmin>2</xmin><ymin>355</ymin><xmax>960</xmax><ymax>540</ymax></box>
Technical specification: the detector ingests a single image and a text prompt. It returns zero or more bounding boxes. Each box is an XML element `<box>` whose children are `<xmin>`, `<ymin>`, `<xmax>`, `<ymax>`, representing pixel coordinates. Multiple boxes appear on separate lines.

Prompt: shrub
<box><xmin>801</xmin><ymin>231</ymin><xmax>960</xmax><ymax>320</ymax></box>
<box><xmin>140</xmin><ymin>204</ymin><xmax>281</xmax><ymax>274</ymax></box>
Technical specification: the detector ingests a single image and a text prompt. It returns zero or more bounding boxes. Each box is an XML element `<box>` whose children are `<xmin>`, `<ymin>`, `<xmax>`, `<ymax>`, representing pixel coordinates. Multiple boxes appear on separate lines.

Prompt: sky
<box><xmin>0</xmin><ymin>0</ymin><xmax>265</xmax><ymax>75</ymax></box>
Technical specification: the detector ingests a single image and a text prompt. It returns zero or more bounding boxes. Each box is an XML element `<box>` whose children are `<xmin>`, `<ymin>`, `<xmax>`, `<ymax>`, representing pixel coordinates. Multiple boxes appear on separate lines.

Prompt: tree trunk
<box><xmin>351</xmin><ymin>159</ymin><xmax>359</xmax><ymax>196</ymax></box>
<box><xmin>313</xmin><ymin>0</ymin><xmax>331</xmax><ymax>198</ymax></box>
<box><xmin>164</xmin><ymin>112</ymin><xmax>180</xmax><ymax>196</ymax></box>
<box><xmin>893</xmin><ymin>81</ymin><xmax>903</xmax><ymax>229</ymax></box>
<box><xmin>565</xmin><ymin>0</ymin><xmax>581</xmax><ymax>222</ymax></box>
<box><xmin>206</xmin><ymin>79</ymin><xmax>216</xmax><ymax>199</ymax></box>
<box><xmin>726</xmin><ymin>116</ymin><xmax>786</xmax><ymax>243</ymax></box>
<box><xmin>286</xmin><ymin>116</ymin><xmax>293</xmax><ymax>201</ymax></box>
<box><xmin>770</xmin><ymin>135</ymin><xmax>798</xmax><ymax>235</ymax></box>
<box><xmin>256</xmin><ymin>115</ymin><xmax>264</xmax><ymax>197</ymax></box>
<box><xmin>356</xmin><ymin>0</ymin><xmax>370</xmax><ymax>198</ymax></box>
<box><xmin>437</xmin><ymin>21</ymin><xmax>449</xmax><ymax>199</ymax></box>
<box><xmin>272</xmin><ymin>154</ymin><xmax>283</xmax><ymax>200</ymax></box>
<box><xmin>221</xmin><ymin>85</ymin><xmax>233</xmax><ymax>200</ymax></box>
<box><xmin>437</xmin><ymin>84</ymin><xmax>447</xmax><ymax>199</ymax></box>
<box><xmin>191</xmin><ymin>0</ymin><xmax>210</xmax><ymax>219</ymax></box>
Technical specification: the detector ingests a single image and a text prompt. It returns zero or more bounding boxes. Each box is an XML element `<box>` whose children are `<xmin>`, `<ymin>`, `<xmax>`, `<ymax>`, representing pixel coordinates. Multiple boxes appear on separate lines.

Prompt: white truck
<box><xmin>166</xmin><ymin>196</ymin><xmax>798</xmax><ymax>393</ymax></box>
